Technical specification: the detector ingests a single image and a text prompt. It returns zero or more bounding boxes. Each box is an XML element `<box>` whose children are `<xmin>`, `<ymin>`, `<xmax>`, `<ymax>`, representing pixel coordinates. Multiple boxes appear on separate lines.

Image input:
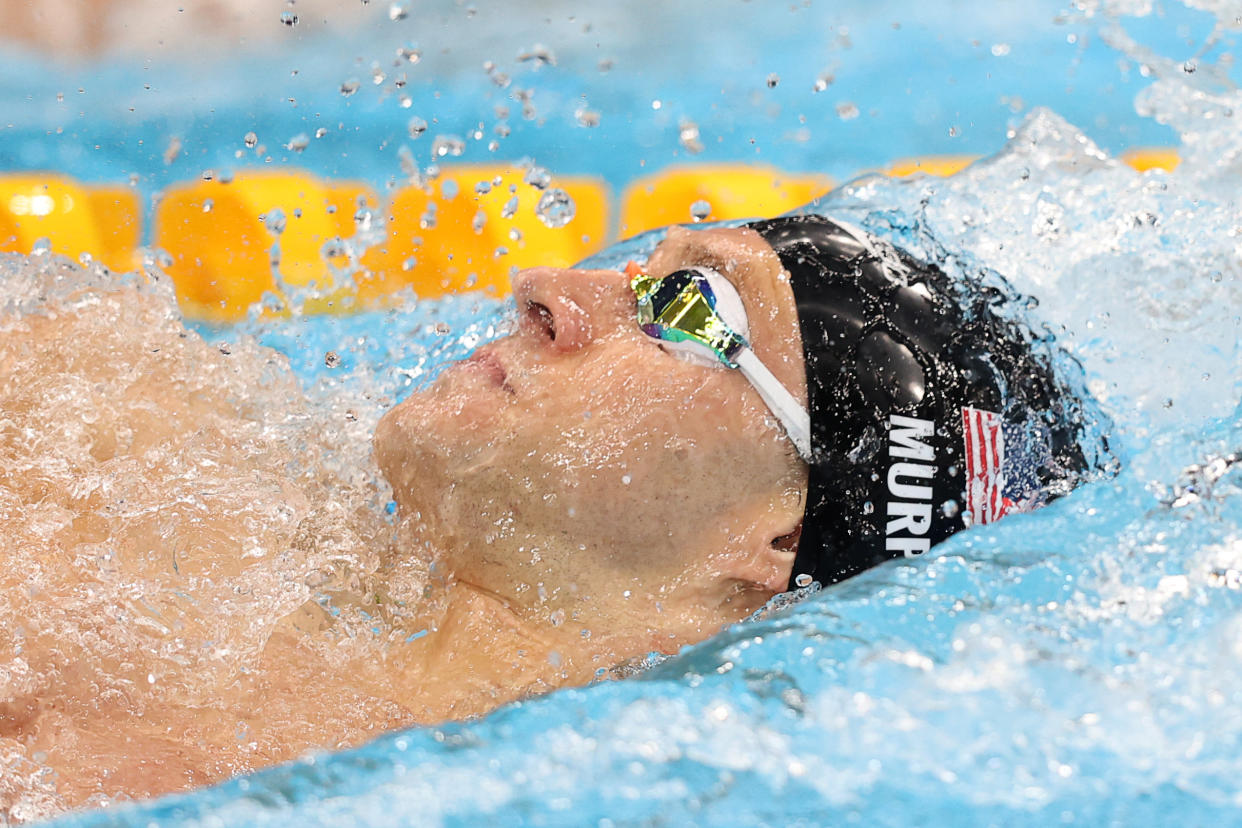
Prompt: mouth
<box><xmin>462</xmin><ymin>348</ymin><xmax>514</xmax><ymax>393</ymax></box>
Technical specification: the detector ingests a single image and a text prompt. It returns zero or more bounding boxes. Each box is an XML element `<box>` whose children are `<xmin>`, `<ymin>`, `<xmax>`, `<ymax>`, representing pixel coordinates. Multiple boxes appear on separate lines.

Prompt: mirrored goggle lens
<box><xmin>631</xmin><ymin>268</ymin><xmax>746</xmax><ymax>364</ymax></box>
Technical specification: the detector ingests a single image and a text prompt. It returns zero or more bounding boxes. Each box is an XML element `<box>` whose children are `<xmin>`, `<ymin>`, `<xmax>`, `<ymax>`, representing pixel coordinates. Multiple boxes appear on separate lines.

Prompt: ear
<box><xmin>713</xmin><ymin>506</ymin><xmax>802</xmax><ymax>597</ymax></box>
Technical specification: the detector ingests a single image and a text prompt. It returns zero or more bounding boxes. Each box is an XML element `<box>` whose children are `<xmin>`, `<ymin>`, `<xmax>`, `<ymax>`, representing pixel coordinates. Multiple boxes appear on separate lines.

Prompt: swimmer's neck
<box><xmin>413</xmin><ymin>580</ymin><xmax>633</xmax><ymax>719</ymax></box>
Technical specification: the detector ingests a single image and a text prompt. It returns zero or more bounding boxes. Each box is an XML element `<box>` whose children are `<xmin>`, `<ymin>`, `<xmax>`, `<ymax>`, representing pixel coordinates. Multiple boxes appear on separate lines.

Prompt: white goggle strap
<box><xmin>733</xmin><ymin>346</ymin><xmax>813</xmax><ymax>462</ymax></box>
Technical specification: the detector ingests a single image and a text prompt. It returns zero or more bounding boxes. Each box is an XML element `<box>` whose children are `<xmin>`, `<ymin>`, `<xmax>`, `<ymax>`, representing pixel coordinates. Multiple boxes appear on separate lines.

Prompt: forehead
<box><xmin>645</xmin><ymin>225</ymin><xmax>776</xmax><ymax>285</ymax></box>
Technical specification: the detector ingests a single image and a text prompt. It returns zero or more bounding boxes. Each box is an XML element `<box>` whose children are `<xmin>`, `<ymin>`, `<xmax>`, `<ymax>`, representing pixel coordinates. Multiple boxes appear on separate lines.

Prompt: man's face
<box><xmin>374</xmin><ymin>226</ymin><xmax>808</xmax><ymax>656</ymax></box>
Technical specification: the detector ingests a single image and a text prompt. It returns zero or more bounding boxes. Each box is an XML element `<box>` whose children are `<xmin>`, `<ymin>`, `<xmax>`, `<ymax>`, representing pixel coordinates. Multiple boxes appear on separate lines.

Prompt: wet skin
<box><xmin>374</xmin><ymin>225</ymin><xmax>809</xmax><ymax>679</ymax></box>
<box><xmin>0</xmin><ymin>225</ymin><xmax>808</xmax><ymax>815</ymax></box>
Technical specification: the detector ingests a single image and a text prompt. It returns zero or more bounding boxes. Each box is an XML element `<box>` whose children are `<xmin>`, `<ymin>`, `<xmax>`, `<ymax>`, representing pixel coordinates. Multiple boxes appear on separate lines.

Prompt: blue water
<box><xmin>5</xmin><ymin>0</ymin><xmax>1242</xmax><ymax>825</ymax></box>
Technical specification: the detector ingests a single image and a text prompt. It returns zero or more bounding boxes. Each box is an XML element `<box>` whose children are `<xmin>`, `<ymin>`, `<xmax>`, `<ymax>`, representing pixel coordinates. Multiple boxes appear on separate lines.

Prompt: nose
<box><xmin>511</xmin><ymin>266</ymin><xmax>636</xmax><ymax>354</ymax></box>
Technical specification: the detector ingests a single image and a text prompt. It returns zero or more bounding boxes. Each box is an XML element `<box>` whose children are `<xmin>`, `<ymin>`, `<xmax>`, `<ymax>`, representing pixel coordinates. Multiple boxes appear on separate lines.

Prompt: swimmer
<box><xmin>0</xmin><ymin>216</ymin><xmax>1104</xmax><ymax>816</ymax></box>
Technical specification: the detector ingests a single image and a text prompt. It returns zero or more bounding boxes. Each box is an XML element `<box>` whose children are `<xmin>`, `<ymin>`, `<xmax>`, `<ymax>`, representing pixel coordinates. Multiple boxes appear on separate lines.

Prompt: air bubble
<box><xmin>388</xmin><ymin>0</ymin><xmax>409</xmax><ymax>21</ymax></box>
<box><xmin>279</xmin><ymin>10</ymin><xmax>298</xmax><ymax>25</ymax></box>
<box><xmin>575</xmin><ymin>108</ymin><xmax>601</xmax><ymax>127</ymax></box>
<box><xmin>340</xmin><ymin>80</ymin><xmax>361</xmax><ymax>97</ymax></box>
<box><xmin>535</xmin><ymin>189</ymin><xmax>575</xmax><ymax>228</ymax></box>
<box><xmin>941</xmin><ymin>500</ymin><xmax>961</xmax><ymax>518</ymax></box>
<box><xmin>324</xmin><ymin>351</ymin><xmax>341</xmax><ymax>368</ymax></box>
<box><xmin>795</xmin><ymin>573</ymin><xmax>813</xmax><ymax>588</ymax></box>
<box><xmin>243</xmin><ymin>131</ymin><xmax>258</xmax><ymax>148</ymax></box>
<box><xmin>501</xmin><ymin>195</ymin><xmax>519</xmax><ymax>219</ymax></box>
<box><xmin>690</xmin><ymin>200</ymin><xmax>712</xmax><ymax>222</ymax></box>
<box><xmin>315</xmin><ymin>127</ymin><xmax>328</xmax><ymax>139</ymax></box>
<box><xmin>286</xmin><ymin>133</ymin><xmax>310</xmax><ymax>153</ymax></box>
<box><xmin>766</xmin><ymin>73</ymin><xmax>780</xmax><ymax>88</ymax></box>
<box><xmin>407</xmin><ymin>116</ymin><xmax>427</xmax><ymax>138</ymax></box>
<box><xmin>836</xmin><ymin>102</ymin><xmax>860</xmax><ymax>120</ymax></box>
<box><xmin>813</xmin><ymin>73</ymin><xmax>833</xmax><ymax>92</ymax></box>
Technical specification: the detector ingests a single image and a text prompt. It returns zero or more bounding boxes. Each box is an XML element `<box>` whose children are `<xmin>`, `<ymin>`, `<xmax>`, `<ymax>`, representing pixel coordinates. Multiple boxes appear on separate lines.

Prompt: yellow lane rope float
<box><xmin>0</xmin><ymin>174</ymin><xmax>140</xmax><ymax>274</ymax></box>
<box><xmin>0</xmin><ymin>151</ymin><xmax>1181</xmax><ymax>320</ymax></box>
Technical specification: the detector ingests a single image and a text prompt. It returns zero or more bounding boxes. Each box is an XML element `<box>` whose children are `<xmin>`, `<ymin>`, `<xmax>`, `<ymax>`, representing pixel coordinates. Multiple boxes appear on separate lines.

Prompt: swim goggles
<box><xmin>628</xmin><ymin>261</ymin><xmax>812</xmax><ymax>461</ymax></box>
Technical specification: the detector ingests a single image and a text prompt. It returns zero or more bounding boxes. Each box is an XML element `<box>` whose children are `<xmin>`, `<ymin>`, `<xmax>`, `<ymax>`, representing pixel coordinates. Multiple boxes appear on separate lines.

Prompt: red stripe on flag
<box><xmin>962</xmin><ymin>406</ymin><xmax>1006</xmax><ymax>526</ymax></box>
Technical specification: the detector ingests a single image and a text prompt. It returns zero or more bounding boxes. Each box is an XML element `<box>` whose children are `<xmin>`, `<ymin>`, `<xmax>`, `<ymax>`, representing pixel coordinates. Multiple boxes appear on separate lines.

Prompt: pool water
<box><xmin>3</xmin><ymin>0</ymin><xmax>1241</xmax><ymax>825</ymax></box>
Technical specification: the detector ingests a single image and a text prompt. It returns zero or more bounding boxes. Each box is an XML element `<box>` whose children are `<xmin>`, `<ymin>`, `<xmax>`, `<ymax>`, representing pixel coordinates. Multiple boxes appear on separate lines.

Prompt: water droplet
<box><xmin>836</xmin><ymin>102</ymin><xmax>860</xmax><ymax>120</ymax></box>
<box><xmin>402</xmin><ymin>256</ymin><xmax>417</xmax><ymax>272</ymax></box>
<box><xmin>30</xmin><ymin>237</ymin><xmax>52</xmax><ymax>255</ymax></box>
<box><xmin>472</xmin><ymin>210</ymin><xmax>486</xmax><ymax>233</ymax></box>
<box><xmin>679</xmin><ymin>120</ymin><xmax>704</xmax><ymax>154</ymax></box>
<box><xmin>286</xmin><ymin>133</ymin><xmax>310</xmax><ymax>153</ymax></box>
<box><xmin>163</xmin><ymin>135</ymin><xmax>182</xmax><ymax>165</ymax></box>
<box><xmin>431</xmin><ymin>135</ymin><xmax>465</xmax><ymax>157</ymax></box>
<box><xmin>434</xmin><ymin>322</ymin><xmax>451</xmax><ymax>336</ymax></box>
<box><xmin>263</xmin><ymin>208</ymin><xmax>287</xmax><ymax>235</ymax></box>
<box><xmin>862</xmin><ymin>500</ymin><xmax>875</xmax><ymax>515</ymax></box>
<box><xmin>202</xmin><ymin>198</ymin><xmax>213</xmax><ymax>213</ymax></box>
<box><xmin>501</xmin><ymin>195</ymin><xmax>519</xmax><ymax>219</ymax></box>
<box><xmin>279</xmin><ymin>10</ymin><xmax>298</xmax><ymax>25</ymax></box>
<box><xmin>948</xmin><ymin>125</ymin><xmax>961</xmax><ymax>137</ymax></box>
<box><xmin>324</xmin><ymin>351</ymin><xmax>341</xmax><ymax>368</ymax></box>
<box><xmin>941</xmin><ymin>499</ymin><xmax>961</xmax><ymax>518</ymax></box>
<box><xmin>1183</xmin><ymin>60</ymin><xmax>1198</xmax><ymax>74</ymax></box>
<box><xmin>397</xmin><ymin>46</ymin><xmax>421</xmax><ymax>64</ymax></box>
<box><xmin>441</xmin><ymin>179</ymin><xmax>459</xmax><ymax>199</ymax></box>
<box><xmin>78</xmin><ymin>251</ymin><xmax>93</xmax><ymax>267</ymax></box>
<box><xmin>516</xmin><ymin>44</ymin><xmax>557</xmax><ymax>66</ymax></box>
<box><xmin>795</xmin><ymin>573</ymin><xmax>813</xmax><ymax>588</ymax></box>
<box><xmin>243</xmin><ymin>131</ymin><xmax>258</xmax><ymax>148</ymax></box>
<box><xmin>200</xmin><ymin>169</ymin><xmax>215</xmax><ymax>181</ymax></box>
<box><xmin>689</xmin><ymin>200</ymin><xmax>712</xmax><ymax>222</ymax></box>
<box><xmin>523</xmin><ymin>165</ymin><xmax>551</xmax><ymax>190</ymax></box>
<box><xmin>549</xmin><ymin>609</ymin><xmax>565</xmax><ymax>627</ymax></box>
<box><xmin>575</xmin><ymin>108</ymin><xmax>600</xmax><ymax>127</ymax></box>
<box><xmin>766</xmin><ymin>73</ymin><xmax>780</xmax><ymax>88</ymax></box>
<box><xmin>315</xmin><ymin>127</ymin><xmax>328</xmax><ymax>139</ymax></box>
<box><xmin>812</xmin><ymin>73</ymin><xmax>833</xmax><ymax>92</ymax></box>
<box><xmin>340</xmin><ymin>79</ymin><xmax>360</xmax><ymax>97</ymax></box>
<box><xmin>535</xmin><ymin>188</ymin><xmax>575</xmax><ymax>228</ymax></box>
<box><xmin>407</xmin><ymin>116</ymin><xmax>427</xmax><ymax>138</ymax></box>
<box><xmin>389</xmin><ymin>0</ymin><xmax>409</xmax><ymax>21</ymax></box>
<box><xmin>991</xmin><ymin>43</ymin><xmax>1011</xmax><ymax>57</ymax></box>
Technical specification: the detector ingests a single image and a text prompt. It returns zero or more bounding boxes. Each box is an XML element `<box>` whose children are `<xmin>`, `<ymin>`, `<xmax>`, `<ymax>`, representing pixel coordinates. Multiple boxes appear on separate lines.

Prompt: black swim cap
<box><xmin>747</xmin><ymin>215</ymin><xmax>1096</xmax><ymax>589</ymax></box>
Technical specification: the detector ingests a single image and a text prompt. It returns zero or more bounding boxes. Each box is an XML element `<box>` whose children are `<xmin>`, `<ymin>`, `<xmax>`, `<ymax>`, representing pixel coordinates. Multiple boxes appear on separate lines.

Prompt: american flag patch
<box><xmin>962</xmin><ymin>406</ymin><xmax>1008</xmax><ymax>525</ymax></box>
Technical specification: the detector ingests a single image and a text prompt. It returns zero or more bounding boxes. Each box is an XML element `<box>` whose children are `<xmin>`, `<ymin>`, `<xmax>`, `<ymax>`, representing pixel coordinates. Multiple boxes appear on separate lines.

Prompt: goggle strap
<box><xmin>733</xmin><ymin>347</ymin><xmax>813</xmax><ymax>462</ymax></box>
